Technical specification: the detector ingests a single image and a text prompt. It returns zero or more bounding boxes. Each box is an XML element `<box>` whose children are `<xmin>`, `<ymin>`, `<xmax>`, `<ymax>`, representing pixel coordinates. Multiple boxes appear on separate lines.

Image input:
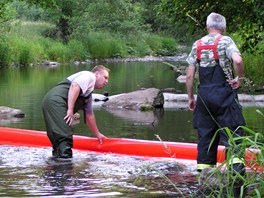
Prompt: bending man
<box><xmin>42</xmin><ymin>65</ymin><xmax>110</xmax><ymax>158</ymax></box>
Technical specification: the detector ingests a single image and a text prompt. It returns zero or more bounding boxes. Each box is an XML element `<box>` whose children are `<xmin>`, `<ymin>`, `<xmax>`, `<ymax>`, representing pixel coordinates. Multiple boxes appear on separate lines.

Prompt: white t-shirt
<box><xmin>67</xmin><ymin>71</ymin><xmax>96</xmax><ymax>97</ymax></box>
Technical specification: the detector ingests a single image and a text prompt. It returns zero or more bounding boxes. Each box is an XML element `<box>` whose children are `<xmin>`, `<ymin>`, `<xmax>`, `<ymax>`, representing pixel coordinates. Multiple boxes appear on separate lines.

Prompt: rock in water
<box><xmin>102</xmin><ymin>88</ymin><xmax>164</xmax><ymax>111</ymax></box>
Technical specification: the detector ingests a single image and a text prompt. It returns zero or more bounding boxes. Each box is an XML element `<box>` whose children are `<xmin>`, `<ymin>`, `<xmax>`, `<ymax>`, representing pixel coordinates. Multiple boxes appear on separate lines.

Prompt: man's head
<box><xmin>206</xmin><ymin>12</ymin><xmax>226</xmax><ymax>32</ymax></box>
<box><xmin>92</xmin><ymin>65</ymin><xmax>110</xmax><ymax>89</ymax></box>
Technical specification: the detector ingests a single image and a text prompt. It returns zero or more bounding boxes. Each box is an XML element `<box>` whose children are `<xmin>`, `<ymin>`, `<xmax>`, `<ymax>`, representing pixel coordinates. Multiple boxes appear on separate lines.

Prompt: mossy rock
<box><xmin>139</xmin><ymin>104</ymin><xmax>154</xmax><ymax>111</ymax></box>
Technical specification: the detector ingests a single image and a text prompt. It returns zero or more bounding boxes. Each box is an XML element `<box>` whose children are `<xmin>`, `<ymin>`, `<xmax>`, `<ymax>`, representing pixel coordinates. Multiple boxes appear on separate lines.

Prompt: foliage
<box><xmin>0</xmin><ymin>38</ymin><xmax>11</xmax><ymax>67</ymax></box>
<box><xmin>158</xmin><ymin>0</ymin><xmax>264</xmax><ymax>54</ymax></box>
<box><xmin>66</xmin><ymin>39</ymin><xmax>89</xmax><ymax>61</ymax></box>
<box><xmin>145</xmin><ymin>34</ymin><xmax>178</xmax><ymax>56</ymax></box>
<box><xmin>72</xmin><ymin>31</ymin><xmax>127</xmax><ymax>58</ymax></box>
<box><xmin>9</xmin><ymin>1</ymin><xmax>46</xmax><ymax>21</ymax></box>
<box><xmin>0</xmin><ymin>0</ymin><xmax>16</xmax><ymax>38</ymax></box>
<box><xmin>72</xmin><ymin>0</ymin><xmax>149</xmax><ymax>35</ymax></box>
<box><xmin>20</xmin><ymin>0</ymin><xmax>56</xmax><ymax>8</ymax></box>
<box><xmin>243</xmin><ymin>53</ymin><xmax>264</xmax><ymax>87</ymax></box>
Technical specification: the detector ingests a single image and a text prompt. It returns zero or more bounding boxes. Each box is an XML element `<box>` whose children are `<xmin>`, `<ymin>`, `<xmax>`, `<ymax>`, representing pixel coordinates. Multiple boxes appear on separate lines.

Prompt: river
<box><xmin>0</xmin><ymin>61</ymin><xmax>263</xmax><ymax>197</ymax></box>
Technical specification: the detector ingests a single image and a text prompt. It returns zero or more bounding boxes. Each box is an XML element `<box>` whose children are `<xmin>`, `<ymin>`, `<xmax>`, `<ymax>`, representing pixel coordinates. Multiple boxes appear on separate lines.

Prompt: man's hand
<box><xmin>96</xmin><ymin>133</ymin><xmax>106</xmax><ymax>144</ymax></box>
<box><xmin>64</xmin><ymin>109</ymin><xmax>74</xmax><ymax>126</ymax></box>
<box><xmin>227</xmin><ymin>76</ymin><xmax>241</xmax><ymax>90</ymax></box>
<box><xmin>188</xmin><ymin>98</ymin><xmax>196</xmax><ymax>112</ymax></box>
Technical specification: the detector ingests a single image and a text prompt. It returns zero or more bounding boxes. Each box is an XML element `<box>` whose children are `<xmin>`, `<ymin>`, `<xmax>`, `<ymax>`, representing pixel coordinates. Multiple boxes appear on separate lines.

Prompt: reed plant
<box><xmin>145</xmin><ymin>34</ymin><xmax>178</xmax><ymax>56</ymax></box>
<box><xmin>0</xmin><ymin>38</ymin><xmax>11</xmax><ymax>67</ymax></box>
<box><xmin>191</xmin><ymin>105</ymin><xmax>264</xmax><ymax>197</ymax></box>
<box><xmin>124</xmin><ymin>33</ymin><xmax>152</xmax><ymax>56</ymax></box>
<box><xmin>66</xmin><ymin>39</ymin><xmax>90</xmax><ymax>61</ymax></box>
<box><xmin>154</xmin><ymin>104</ymin><xmax>263</xmax><ymax>197</ymax></box>
<box><xmin>73</xmin><ymin>31</ymin><xmax>127</xmax><ymax>58</ymax></box>
<box><xmin>243</xmin><ymin>53</ymin><xmax>264</xmax><ymax>86</ymax></box>
<box><xmin>8</xmin><ymin>35</ymin><xmax>35</xmax><ymax>66</ymax></box>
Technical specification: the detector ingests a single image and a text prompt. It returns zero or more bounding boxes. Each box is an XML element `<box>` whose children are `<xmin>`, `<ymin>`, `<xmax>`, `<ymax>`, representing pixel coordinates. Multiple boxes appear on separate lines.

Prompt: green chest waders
<box><xmin>42</xmin><ymin>79</ymin><xmax>90</xmax><ymax>158</ymax></box>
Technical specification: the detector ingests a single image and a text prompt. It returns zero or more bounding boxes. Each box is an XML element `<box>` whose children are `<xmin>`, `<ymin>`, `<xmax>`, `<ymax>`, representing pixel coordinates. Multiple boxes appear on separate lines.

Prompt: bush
<box><xmin>80</xmin><ymin>31</ymin><xmax>127</xmax><ymax>58</ymax></box>
<box><xmin>46</xmin><ymin>41</ymin><xmax>70</xmax><ymax>62</ymax></box>
<box><xmin>125</xmin><ymin>33</ymin><xmax>151</xmax><ymax>56</ymax></box>
<box><xmin>145</xmin><ymin>34</ymin><xmax>178</xmax><ymax>56</ymax></box>
<box><xmin>243</xmin><ymin>53</ymin><xmax>264</xmax><ymax>86</ymax></box>
<box><xmin>0</xmin><ymin>39</ymin><xmax>11</xmax><ymax>67</ymax></box>
<box><xmin>8</xmin><ymin>36</ymin><xmax>34</xmax><ymax>66</ymax></box>
<box><xmin>66</xmin><ymin>39</ymin><xmax>90</xmax><ymax>61</ymax></box>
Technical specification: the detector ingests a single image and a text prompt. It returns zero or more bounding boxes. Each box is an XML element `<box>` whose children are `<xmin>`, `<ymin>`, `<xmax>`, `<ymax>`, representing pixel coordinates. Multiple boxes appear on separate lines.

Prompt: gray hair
<box><xmin>206</xmin><ymin>12</ymin><xmax>226</xmax><ymax>31</ymax></box>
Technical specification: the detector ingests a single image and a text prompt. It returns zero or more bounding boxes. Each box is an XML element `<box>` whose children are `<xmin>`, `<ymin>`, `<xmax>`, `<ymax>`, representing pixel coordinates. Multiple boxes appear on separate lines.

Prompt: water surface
<box><xmin>0</xmin><ymin>61</ymin><xmax>263</xmax><ymax>197</ymax></box>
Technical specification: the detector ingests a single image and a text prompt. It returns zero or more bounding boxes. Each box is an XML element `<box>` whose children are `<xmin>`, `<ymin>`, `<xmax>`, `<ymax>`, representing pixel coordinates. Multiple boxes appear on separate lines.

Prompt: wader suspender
<box><xmin>197</xmin><ymin>35</ymin><xmax>223</xmax><ymax>62</ymax></box>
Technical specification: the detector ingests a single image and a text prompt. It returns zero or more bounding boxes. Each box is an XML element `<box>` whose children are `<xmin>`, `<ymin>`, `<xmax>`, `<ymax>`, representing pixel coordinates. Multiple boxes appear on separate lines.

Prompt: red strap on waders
<box><xmin>197</xmin><ymin>35</ymin><xmax>223</xmax><ymax>61</ymax></box>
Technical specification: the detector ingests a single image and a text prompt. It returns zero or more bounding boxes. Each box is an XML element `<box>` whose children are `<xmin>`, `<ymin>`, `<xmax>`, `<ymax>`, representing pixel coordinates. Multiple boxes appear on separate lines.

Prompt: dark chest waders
<box><xmin>42</xmin><ymin>79</ymin><xmax>91</xmax><ymax>158</ymax></box>
<box><xmin>194</xmin><ymin>35</ymin><xmax>245</xmax><ymax>175</ymax></box>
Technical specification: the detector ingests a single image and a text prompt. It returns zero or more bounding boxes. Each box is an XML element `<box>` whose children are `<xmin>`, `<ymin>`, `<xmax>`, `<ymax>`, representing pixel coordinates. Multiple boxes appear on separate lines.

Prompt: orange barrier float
<box><xmin>0</xmin><ymin>127</ymin><xmax>262</xmax><ymax>171</ymax></box>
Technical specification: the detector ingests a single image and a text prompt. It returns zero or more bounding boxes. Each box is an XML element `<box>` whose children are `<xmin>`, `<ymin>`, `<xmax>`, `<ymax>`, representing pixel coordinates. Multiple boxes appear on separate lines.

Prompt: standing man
<box><xmin>42</xmin><ymin>65</ymin><xmax>110</xmax><ymax>159</ymax></box>
<box><xmin>186</xmin><ymin>12</ymin><xmax>246</xmax><ymax>188</ymax></box>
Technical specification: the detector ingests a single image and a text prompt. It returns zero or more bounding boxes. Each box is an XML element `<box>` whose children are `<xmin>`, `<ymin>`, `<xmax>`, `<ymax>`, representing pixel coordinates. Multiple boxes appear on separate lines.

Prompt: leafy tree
<box><xmin>71</xmin><ymin>0</ymin><xmax>148</xmax><ymax>35</ymax></box>
<box><xmin>48</xmin><ymin>0</ymin><xmax>76</xmax><ymax>43</ymax></box>
<box><xmin>0</xmin><ymin>0</ymin><xmax>14</xmax><ymax>36</ymax></box>
<box><xmin>158</xmin><ymin>0</ymin><xmax>264</xmax><ymax>53</ymax></box>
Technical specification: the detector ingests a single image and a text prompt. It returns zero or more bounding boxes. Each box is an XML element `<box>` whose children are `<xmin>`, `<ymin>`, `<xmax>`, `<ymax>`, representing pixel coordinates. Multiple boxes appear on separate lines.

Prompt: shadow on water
<box><xmin>0</xmin><ymin>145</ymin><xmax>198</xmax><ymax>197</ymax></box>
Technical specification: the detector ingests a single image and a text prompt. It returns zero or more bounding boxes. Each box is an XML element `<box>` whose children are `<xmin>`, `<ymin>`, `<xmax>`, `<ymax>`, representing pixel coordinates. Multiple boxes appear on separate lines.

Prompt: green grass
<box><xmin>0</xmin><ymin>20</ymin><xmax>181</xmax><ymax>67</ymax></box>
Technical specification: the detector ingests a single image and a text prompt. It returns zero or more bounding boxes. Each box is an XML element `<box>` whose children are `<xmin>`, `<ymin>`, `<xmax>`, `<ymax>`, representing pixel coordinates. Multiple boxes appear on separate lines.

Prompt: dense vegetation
<box><xmin>0</xmin><ymin>0</ymin><xmax>263</xmax><ymax>87</ymax></box>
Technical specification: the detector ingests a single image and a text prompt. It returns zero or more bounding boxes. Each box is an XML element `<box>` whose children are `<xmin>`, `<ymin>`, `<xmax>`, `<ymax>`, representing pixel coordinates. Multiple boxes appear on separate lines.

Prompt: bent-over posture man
<box><xmin>186</xmin><ymin>12</ymin><xmax>246</xmax><ymax>197</ymax></box>
<box><xmin>42</xmin><ymin>65</ymin><xmax>110</xmax><ymax>158</ymax></box>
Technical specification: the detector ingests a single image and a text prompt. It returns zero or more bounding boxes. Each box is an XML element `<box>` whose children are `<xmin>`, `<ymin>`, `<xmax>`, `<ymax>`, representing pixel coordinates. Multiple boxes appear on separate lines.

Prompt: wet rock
<box><xmin>103</xmin><ymin>88</ymin><xmax>164</xmax><ymax>111</ymax></box>
<box><xmin>0</xmin><ymin>106</ymin><xmax>25</xmax><ymax>119</ymax></box>
<box><xmin>0</xmin><ymin>106</ymin><xmax>25</xmax><ymax>125</ymax></box>
<box><xmin>196</xmin><ymin>167</ymin><xmax>246</xmax><ymax>198</ymax></box>
<box><xmin>93</xmin><ymin>93</ymin><xmax>109</xmax><ymax>102</ymax></box>
<box><xmin>42</xmin><ymin>61</ymin><xmax>60</xmax><ymax>67</ymax></box>
<box><xmin>93</xmin><ymin>54</ymin><xmax>187</xmax><ymax>63</ymax></box>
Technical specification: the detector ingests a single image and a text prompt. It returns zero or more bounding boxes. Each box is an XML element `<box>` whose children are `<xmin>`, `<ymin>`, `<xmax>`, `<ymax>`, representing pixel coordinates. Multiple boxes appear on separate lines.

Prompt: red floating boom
<box><xmin>0</xmin><ymin>127</ymin><xmax>261</xmax><ymax>171</ymax></box>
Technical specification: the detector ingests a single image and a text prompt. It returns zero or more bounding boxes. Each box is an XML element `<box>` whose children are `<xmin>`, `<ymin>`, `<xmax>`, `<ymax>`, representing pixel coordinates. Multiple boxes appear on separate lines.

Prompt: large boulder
<box><xmin>102</xmin><ymin>88</ymin><xmax>164</xmax><ymax>111</ymax></box>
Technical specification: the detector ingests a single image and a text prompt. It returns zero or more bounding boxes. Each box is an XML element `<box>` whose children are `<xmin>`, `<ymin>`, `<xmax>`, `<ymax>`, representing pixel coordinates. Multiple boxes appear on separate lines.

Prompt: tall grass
<box><xmin>201</xmin><ymin>125</ymin><xmax>264</xmax><ymax>197</ymax></box>
<box><xmin>0</xmin><ymin>38</ymin><xmax>11</xmax><ymax>67</ymax></box>
<box><xmin>0</xmin><ymin>20</ymin><xmax>180</xmax><ymax>67</ymax></box>
<box><xmin>79</xmin><ymin>31</ymin><xmax>127</xmax><ymax>58</ymax></box>
<box><xmin>243</xmin><ymin>53</ymin><xmax>264</xmax><ymax>86</ymax></box>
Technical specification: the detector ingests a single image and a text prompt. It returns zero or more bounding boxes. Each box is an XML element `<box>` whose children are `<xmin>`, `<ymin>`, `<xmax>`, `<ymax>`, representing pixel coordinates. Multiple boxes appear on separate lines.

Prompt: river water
<box><xmin>0</xmin><ymin>61</ymin><xmax>263</xmax><ymax>197</ymax></box>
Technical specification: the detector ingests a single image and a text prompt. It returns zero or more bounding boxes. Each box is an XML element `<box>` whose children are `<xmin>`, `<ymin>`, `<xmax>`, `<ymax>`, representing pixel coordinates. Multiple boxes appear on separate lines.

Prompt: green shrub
<box><xmin>243</xmin><ymin>53</ymin><xmax>264</xmax><ymax>86</ymax></box>
<box><xmin>67</xmin><ymin>39</ymin><xmax>90</xmax><ymax>61</ymax></box>
<box><xmin>46</xmin><ymin>41</ymin><xmax>70</xmax><ymax>62</ymax></box>
<box><xmin>19</xmin><ymin>44</ymin><xmax>33</xmax><ymax>66</ymax></box>
<box><xmin>125</xmin><ymin>34</ymin><xmax>151</xmax><ymax>56</ymax></box>
<box><xmin>145</xmin><ymin>34</ymin><xmax>163</xmax><ymax>55</ymax></box>
<box><xmin>160</xmin><ymin>37</ymin><xmax>178</xmax><ymax>56</ymax></box>
<box><xmin>0</xmin><ymin>39</ymin><xmax>11</xmax><ymax>67</ymax></box>
<box><xmin>8</xmin><ymin>36</ymin><xmax>34</xmax><ymax>66</ymax></box>
<box><xmin>81</xmin><ymin>31</ymin><xmax>127</xmax><ymax>58</ymax></box>
<box><xmin>145</xmin><ymin>34</ymin><xmax>178</xmax><ymax>56</ymax></box>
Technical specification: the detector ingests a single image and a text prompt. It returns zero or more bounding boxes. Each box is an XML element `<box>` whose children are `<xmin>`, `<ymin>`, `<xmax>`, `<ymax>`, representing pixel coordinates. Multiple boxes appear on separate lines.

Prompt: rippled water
<box><xmin>0</xmin><ymin>145</ymin><xmax>198</xmax><ymax>197</ymax></box>
<box><xmin>1</xmin><ymin>62</ymin><xmax>262</xmax><ymax>197</ymax></box>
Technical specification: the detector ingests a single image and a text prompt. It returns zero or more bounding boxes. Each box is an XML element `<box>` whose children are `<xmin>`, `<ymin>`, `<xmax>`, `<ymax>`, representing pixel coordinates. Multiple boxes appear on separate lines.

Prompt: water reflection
<box><xmin>104</xmin><ymin>108</ymin><xmax>164</xmax><ymax>126</ymax></box>
<box><xmin>42</xmin><ymin>160</ymin><xmax>75</xmax><ymax>195</ymax></box>
<box><xmin>0</xmin><ymin>63</ymin><xmax>263</xmax><ymax>142</ymax></box>
<box><xmin>0</xmin><ymin>145</ymin><xmax>198</xmax><ymax>197</ymax></box>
